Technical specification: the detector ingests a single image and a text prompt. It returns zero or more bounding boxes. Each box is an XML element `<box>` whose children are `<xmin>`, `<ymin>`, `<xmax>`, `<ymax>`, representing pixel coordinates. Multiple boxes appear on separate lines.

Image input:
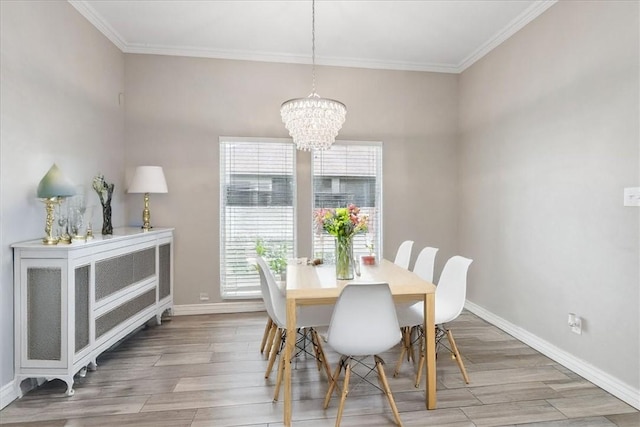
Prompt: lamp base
<box><xmin>141</xmin><ymin>193</ymin><xmax>152</xmax><ymax>231</ymax></box>
<box><xmin>41</xmin><ymin>197</ymin><xmax>60</xmax><ymax>245</ymax></box>
<box><xmin>42</xmin><ymin>236</ymin><xmax>59</xmax><ymax>245</ymax></box>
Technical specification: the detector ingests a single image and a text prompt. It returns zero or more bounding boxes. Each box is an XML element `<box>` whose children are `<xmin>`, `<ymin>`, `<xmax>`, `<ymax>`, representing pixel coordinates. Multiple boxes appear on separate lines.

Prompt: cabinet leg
<box><xmin>63</xmin><ymin>377</ymin><xmax>75</xmax><ymax>396</ymax></box>
<box><xmin>88</xmin><ymin>360</ymin><xmax>98</xmax><ymax>371</ymax></box>
<box><xmin>78</xmin><ymin>367</ymin><xmax>87</xmax><ymax>378</ymax></box>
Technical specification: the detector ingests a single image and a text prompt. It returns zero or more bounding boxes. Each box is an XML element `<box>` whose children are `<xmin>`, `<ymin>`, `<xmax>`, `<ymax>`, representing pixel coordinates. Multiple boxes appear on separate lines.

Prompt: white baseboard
<box><xmin>1</xmin><ymin>379</ymin><xmax>18</xmax><ymax>410</ymax></box>
<box><xmin>171</xmin><ymin>301</ymin><xmax>265</xmax><ymax>316</ymax></box>
<box><xmin>465</xmin><ymin>300</ymin><xmax>640</xmax><ymax>410</ymax></box>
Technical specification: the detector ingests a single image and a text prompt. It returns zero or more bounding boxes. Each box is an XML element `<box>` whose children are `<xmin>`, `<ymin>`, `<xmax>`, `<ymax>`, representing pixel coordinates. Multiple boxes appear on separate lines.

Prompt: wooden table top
<box><xmin>286</xmin><ymin>258</ymin><xmax>436</xmax><ymax>302</ymax></box>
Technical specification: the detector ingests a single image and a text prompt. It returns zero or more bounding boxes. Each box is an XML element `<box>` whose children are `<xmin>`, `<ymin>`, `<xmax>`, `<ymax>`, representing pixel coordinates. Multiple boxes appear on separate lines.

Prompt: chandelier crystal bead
<box><xmin>281</xmin><ymin>93</ymin><xmax>347</xmax><ymax>151</ymax></box>
<box><xmin>280</xmin><ymin>0</ymin><xmax>346</xmax><ymax>151</ymax></box>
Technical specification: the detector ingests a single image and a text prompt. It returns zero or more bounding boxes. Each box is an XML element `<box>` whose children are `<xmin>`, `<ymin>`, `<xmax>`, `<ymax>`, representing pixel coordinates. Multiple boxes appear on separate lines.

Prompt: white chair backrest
<box><xmin>393</xmin><ymin>240</ymin><xmax>414</xmax><ymax>269</ymax></box>
<box><xmin>327</xmin><ymin>283</ymin><xmax>401</xmax><ymax>357</ymax></box>
<box><xmin>412</xmin><ymin>246</ymin><xmax>439</xmax><ymax>283</ymax></box>
<box><xmin>255</xmin><ymin>256</ymin><xmax>287</xmax><ymax>327</ymax></box>
<box><xmin>435</xmin><ymin>256</ymin><xmax>473</xmax><ymax>324</ymax></box>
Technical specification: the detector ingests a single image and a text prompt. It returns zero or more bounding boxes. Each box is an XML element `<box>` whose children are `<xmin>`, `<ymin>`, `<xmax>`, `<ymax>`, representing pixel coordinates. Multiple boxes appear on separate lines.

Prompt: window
<box><xmin>220</xmin><ymin>138</ymin><xmax>296</xmax><ymax>298</ymax></box>
<box><xmin>312</xmin><ymin>142</ymin><xmax>383</xmax><ymax>262</ymax></box>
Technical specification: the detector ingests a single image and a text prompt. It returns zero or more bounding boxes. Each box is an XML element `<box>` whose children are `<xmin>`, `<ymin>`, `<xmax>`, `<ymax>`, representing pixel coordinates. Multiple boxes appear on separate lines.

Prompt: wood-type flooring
<box><xmin>1</xmin><ymin>311</ymin><xmax>638</xmax><ymax>426</ymax></box>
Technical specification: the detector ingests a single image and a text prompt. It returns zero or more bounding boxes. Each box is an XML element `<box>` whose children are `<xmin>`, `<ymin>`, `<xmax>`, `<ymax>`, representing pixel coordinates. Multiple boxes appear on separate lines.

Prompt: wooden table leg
<box><xmin>284</xmin><ymin>298</ymin><xmax>297</xmax><ymax>426</ymax></box>
<box><xmin>424</xmin><ymin>293</ymin><xmax>436</xmax><ymax>409</ymax></box>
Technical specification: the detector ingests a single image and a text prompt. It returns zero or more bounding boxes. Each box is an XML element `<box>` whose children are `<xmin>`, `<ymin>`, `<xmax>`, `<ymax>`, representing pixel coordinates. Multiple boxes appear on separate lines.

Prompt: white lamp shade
<box><xmin>128</xmin><ymin>166</ymin><xmax>168</xmax><ymax>194</ymax></box>
<box><xmin>37</xmin><ymin>163</ymin><xmax>76</xmax><ymax>198</ymax></box>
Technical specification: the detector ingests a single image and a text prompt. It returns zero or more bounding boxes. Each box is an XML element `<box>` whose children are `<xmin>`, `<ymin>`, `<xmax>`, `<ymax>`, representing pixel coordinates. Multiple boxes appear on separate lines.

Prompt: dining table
<box><xmin>283</xmin><ymin>258</ymin><xmax>437</xmax><ymax>426</ymax></box>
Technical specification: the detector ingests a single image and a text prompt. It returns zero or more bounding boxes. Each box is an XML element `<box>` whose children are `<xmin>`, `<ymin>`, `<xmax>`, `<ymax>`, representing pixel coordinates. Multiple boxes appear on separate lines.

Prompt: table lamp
<box><xmin>37</xmin><ymin>164</ymin><xmax>76</xmax><ymax>244</ymax></box>
<box><xmin>127</xmin><ymin>166</ymin><xmax>168</xmax><ymax>230</ymax></box>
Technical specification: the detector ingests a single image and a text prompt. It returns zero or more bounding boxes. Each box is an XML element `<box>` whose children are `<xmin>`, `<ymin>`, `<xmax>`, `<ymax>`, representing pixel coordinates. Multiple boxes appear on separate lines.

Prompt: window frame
<box><xmin>311</xmin><ymin>140</ymin><xmax>383</xmax><ymax>263</ymax></box>
<box><xmin>219</xmin><ymin>136</ymin><xmax>297</xmax><ymax>299</ymax></box>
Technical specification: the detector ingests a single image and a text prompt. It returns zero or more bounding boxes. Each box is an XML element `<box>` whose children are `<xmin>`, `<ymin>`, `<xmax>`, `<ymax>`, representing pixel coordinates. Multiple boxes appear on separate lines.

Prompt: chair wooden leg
<box><xmin>265</xmin><ymin>328</ymin><xmax>283</xmax><ymax>379</ymax></box>
<box><xmin>273</xmin><ymin>347</ymin><xmax>286</xmax><ymax>401</ymax></box>
<box><xmin>446</xmin><ymin>328</ymin><xmax>470</xmax><ymax>384</ymax></box>
<box><xmin>312</xmin><ymin>329</ymin><xmax>332</xmax><ymax>381</ymax></box>
<box><xmin>409</xmin><ymin>326</ymin><xmax>424</xmax><ymax>364</ymax></box>
<box><xmin>335</xmin><ymin>361</ymin><xmax>351</xmax><ymax>427</ymax></box>
<box><xmin>414</xmin><ymin>337</ymin><xmax>425</xmax><ymax>388</ymax></box>
<box><xmin>264</xmin><ymin>323</ymin><xmax>277</xmax><ymax>358</ymax></box>
<box><xmin>403</xmin><ymin>327</ymin><xmax>411</xmax><ymax>361</ymax></box>
<box><xmin>308</xmin><ymin>329</ymin><xmax>322</xmax><ymax>371</ymax></box>
<box><xmin>395</xmin><ymin>326</ymin><xmax>421</xmax><ymax>377</ymax></box>
<box><xmin>324</xmin><ymin>356</ymin><xmax>345</xmax><ymax>409</ymax></box>
<box><xmin>394</xmin><ymin>327</ymin><xmax>413</xmax><ymax>377</ymax></box>
<box><xmin>393</xmin><ymin>340</ymin><xmax>407</xmax><ymax>377</ymax></box>
<box><xmin>260</xmin><ymin>318</ymin><xmax>273</xmax><ymax>353</ymax></box>
<box><xmin>375</xmin><ymin>355</ymin><xmax>403</xmax><ymax>426</ymax></box>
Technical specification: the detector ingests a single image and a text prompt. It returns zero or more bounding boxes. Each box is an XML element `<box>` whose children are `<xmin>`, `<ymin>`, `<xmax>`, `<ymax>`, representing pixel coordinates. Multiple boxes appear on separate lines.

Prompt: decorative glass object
<box><xmin>335</xmin><ymin>235</ymin><xmax>354</xmax><ymax>280</ymax></box>
<box><xmin>85</xmin><ymin>205</ymin><xmax>96</xmax><ymax>239</ymax></box>
<box><xmin>280</xmin><ymin>0</ymin><xmax>346</xmax><ymax>151</ymax></box>
<box><xmin>68</xmin><ymin>191</ymin><xmax>87</xmax><ymax>241</ymax></box>
<box><xmin>281</xmin><ymin>95</ymin><xmax>346</xmax><ymax>151</ymax></box>
<box><xmin>56</xmin><ymin>198</ymin><xmax>71</xmax><ymax>244</ymax></box>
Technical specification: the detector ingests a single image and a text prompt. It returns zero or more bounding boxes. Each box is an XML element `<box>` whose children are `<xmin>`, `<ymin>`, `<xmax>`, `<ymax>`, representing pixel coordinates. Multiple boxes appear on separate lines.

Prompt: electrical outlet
<box><xmin>568</xmin><ymin>313</ymin><xmax>582</xmax><ymax>335</ymax></box>
<box><xmin>199</xmin><ymin>292</ymin><xmax>210</xmax><ymax>301</ymax></box>
<box><xmin>623</xmin><ymin>187</ymin><xmax>640</xmax><ymax>206</ymax></box>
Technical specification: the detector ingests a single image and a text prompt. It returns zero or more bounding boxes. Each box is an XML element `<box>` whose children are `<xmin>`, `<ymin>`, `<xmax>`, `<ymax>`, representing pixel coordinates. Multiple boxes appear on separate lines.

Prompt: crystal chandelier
<box><xmin>280</xmin><ymin>0</ymin><xmax>346</xmax><ymax>151</ymax></box>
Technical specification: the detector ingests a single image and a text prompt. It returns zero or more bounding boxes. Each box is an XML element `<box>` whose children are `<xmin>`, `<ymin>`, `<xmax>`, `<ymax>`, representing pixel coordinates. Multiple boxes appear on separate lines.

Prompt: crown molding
<box><xmin>68</xmin><ymin>0</ymin><xmax>127</xmax><ymax>51</ymax></box>
<box><xmin>457</xmin><ymin>0</ymin><xmax>558</xmax><ymax>72</ymax></box>
<box><xmin>125</xmin><ymin>42</ymin><xmax>460</xmax><ymax>73</ymax></box>
<box><xmin>69</xmin><ymin>0</ymin><xmax>556</xmax><ymax>75</ymax></box>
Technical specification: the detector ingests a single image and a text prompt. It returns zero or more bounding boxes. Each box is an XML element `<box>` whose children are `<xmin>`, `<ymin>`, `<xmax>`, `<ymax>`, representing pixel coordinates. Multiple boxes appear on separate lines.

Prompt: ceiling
<box><xmin>70</xmin><ymin>0</ymin><xmax>557</xmax><ymax>74</ymax></box>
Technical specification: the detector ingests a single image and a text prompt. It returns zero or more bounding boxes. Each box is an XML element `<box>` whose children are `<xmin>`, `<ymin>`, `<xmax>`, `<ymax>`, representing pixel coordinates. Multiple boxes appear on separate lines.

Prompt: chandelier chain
<box><xmin>311</xmin><ymin>0</ymin><xmax>316</xmax><ymax>94</ymax></box>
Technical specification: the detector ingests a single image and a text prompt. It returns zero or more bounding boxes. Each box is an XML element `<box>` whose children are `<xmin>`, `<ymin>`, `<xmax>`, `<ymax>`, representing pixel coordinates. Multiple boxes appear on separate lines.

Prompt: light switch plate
<box><xmin>624</xmin><ymin>187</ymin><xmax>640</xmax><ymax>207</ymax></box>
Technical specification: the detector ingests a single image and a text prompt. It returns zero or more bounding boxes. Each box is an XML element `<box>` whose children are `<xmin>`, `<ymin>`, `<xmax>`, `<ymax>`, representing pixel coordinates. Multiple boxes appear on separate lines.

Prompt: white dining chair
<box><xmin>412</xmin><ymin>246</ymin><xmax>439</xmax><ymax>283</ymax></box>
<box><xmin>394</xmin><ymin>255</ymin><xmax>473</xmax><ymax>386</ymax></box>
<box><xmin>323</xmin><ymin>283</ymin><xmax>403</xmax><ymax>427</ymax></box>
<box><xmin>251</xmin><ymin>256</ymin><xmax>333</xmax><ymax>401</ymax></box>
<box><xmin>393</xmin><ymin>240</ymin><xmax>414</xmax><ymax>269</ymax></box>
<box><xmin>259</xmin><ymin>271</ymin><xmax>286</xmax><ymax>358</ymax></box>
<box><xmin>397</xmin><ymin>246</ymin><xmax>439</xmax><ymax>366</ymax></box>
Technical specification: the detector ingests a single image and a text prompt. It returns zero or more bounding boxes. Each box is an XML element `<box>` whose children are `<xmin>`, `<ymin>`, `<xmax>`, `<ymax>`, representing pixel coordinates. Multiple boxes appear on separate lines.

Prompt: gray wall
<box><xmin>124</xmin><ymin>54</ymin><xmax>460</xmax><ymax>305</ymax></box>
<box><xmin>459</xmin><ymin>0</ymin><xmax>639</xmax><ymax>393</ymax></box>
<box><xmin>0</xmin><ymin>1</ymin><xmax>125</xmax><ymax>393</ymax></box>
<box><xmin>0</xmin><ymin>1</ymin><xmax>460</xmax><ymax>396</ymax></box>
<box><xmin>3</xmin><ymin>0</ymin><xmax>637</xmax><ymax>409</ymax></box>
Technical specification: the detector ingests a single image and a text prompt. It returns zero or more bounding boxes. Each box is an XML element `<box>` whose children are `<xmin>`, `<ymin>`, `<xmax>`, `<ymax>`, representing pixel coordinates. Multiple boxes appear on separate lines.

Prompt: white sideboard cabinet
<box><xmin>12</xmin><ymin>227</ymin><xmax>174</xmax><ymax>397</ymax></box>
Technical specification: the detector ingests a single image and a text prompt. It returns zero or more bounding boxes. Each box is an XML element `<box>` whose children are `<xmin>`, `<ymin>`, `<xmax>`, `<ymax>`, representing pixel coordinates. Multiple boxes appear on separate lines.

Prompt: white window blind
<box><xmin>312</xmin><ymin>142</ymin><xmax>383</xmax><ymax>263</ymax></box>
<box><xmin>220</xmin><ymin>138</ymin><xmax>296</xmax><ymax>299</ymax></box>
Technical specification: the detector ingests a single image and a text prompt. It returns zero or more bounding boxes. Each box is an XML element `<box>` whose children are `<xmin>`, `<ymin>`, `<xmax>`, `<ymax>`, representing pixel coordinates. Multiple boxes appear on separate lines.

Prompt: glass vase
<box><xmin>335</xmin><ymin>235</ymin><xmax>354</xmax><ymax>280</ymax></box>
